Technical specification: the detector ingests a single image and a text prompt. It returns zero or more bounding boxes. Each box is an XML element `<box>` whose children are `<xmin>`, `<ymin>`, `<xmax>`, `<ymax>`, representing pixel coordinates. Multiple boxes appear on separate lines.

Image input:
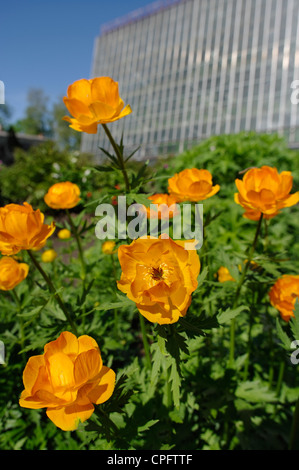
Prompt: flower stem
<box><xmin>27</xmin><ymin>250</ymin><xmax>78</xmax><ymax>335</ymax></box>
<box><xmin>229</xmin><ymin>213</ymin><xmax>263</xmax><ymax>368</ymax></box>
<box><xmin>65</xmin><ymin>209</ymin><xmax>86</xmax><ymax>282</ymax></box>
<box><xmin>166</xmin><ymin>366</ymin><xmax>173</xmax><ymax>409</ymax></box>
<box><xmin>11</xmin><ymin>289</ymin><xmax>26</xmax><ymax>362</ymax></box>
<box><xmin>243</xmin><ymin>305</ymin><xmax>254</xmax><ymax>381</ymax></box>
<box><xmin>139</xmin><ymin>313</ymin><xmax>151</xmax><ymax>369</ymax></box>
<box><xmin>101</xmin><ymin>123</ymin><xmax>131</xmax><ymax>192</ymax></box>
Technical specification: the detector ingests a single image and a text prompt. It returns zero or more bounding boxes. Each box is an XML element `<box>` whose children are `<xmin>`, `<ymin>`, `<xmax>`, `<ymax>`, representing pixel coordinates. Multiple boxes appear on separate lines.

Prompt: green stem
<box><xmin>166</xmin><ymin>366</ymin><xmax>173</xmax><ymax>409</ymax></box>
<box><xmin>110</xmin><ymin>254</ymin><xmax>120</xmax><ymax>338</ymax></box>
<box><xmin>101</xmin><ymin>123</ymin><xmax>131</xmax><ymax>192</ymax></box>
<box><xmin>11</xmin><ymin>289</ymin><xmax>26</xmax><ymax>362</ymax></box>
<box><xmin>27</xmin><ymin>250</ymin><xmax>78</xmax><ymax>335</ymax></box>
<box><xmin>139</xmin><ymin>313</ymin><xmax>151</xmax><ymax>369</ymax></box>
<box><xmin>66</xmin><ymin>209</ymin><xmax>86</xmax><ymax>282</ymax></box>
<box><xmin>275</xmin><ymin>360</ymin><xmax>285</xmax><ymax>397</ymax></box>
<box><xmin>229</xmin><ymin>213</ymin><xmax>263</xmax><ymax>368</ymax></box>
<box><xmin>243</xmin><ymin>307</ymin><xmax>253</xmax><ymax>381</ymax></box>
<box><xmin>268</xmin><ymin>328</ymin><xmax>275</xmax><ymax>388</ymax></box>
<box><xmin>289</xmin><ymin>396</ymin><xmax>299</xmax><ymax>450</ymax></box>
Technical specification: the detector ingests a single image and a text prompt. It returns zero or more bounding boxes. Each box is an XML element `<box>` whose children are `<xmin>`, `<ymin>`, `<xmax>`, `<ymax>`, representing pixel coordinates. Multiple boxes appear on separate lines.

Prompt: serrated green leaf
<box><xmin>169</xmin><ymin>361</ymin><xmax>181</xmax><ymax>408</ymax></box>
<box><xmin>217</xmin><ymin>305</ymin><xmax>249</xmax><ymax>324</ymax></box>
<box><xmin>236</xmin><ymin>380</ymin><xmax>277</xmax><ymax>403</ymax></box>
<box><xmin>290</xmin><ymin>300</ymin><xmax>299</xmax><ymax>340</ymax></box>
<box><xmin>196</xmin><ymin>266</ymin><xmax>209</xmax><ymax>287</ymax></box>
<box><xmin>137</xmin><ymin>419</ymin><xmax>159</xmax><ymax>433</ymax></box>
<box><xmin>126</xmin><ymin>192</ymin><xmax>153</xmax><ymax>207</ymax></box>
<box><xmin>94</xmin><ymin>295</ymin><xmax>135</xmax><ymax>311</ymax></box>
<box><xmin>276</xmin><ymin>317</ymin><xmax>291</xmax><ymax>350</ymax></box>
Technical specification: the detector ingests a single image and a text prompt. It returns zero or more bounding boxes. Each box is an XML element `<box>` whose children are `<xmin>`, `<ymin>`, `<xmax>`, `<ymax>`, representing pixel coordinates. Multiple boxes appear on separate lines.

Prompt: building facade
<box><xmin>81</xmin><ymin>0</ymin><xmax>299</xmax><ymax>160</ymax></box>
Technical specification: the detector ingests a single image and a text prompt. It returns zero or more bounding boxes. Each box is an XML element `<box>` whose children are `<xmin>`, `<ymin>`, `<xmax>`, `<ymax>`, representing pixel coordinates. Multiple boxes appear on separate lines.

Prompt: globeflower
<box><xmin>217</xmin><ymin>266</ymin><xmax>236</xmax><ymax>283</ymax></box>
<box><xmin>44</xmin><ymin>182</ymin><xmax>81</xmax><ymax>210</ymax></box>
<box><xmin>19</xmin><ymin>331</ymin><xmax>116</xmax><ymax>431</ymax></box>
<box><xmin>41</xmin><ymin>249</ymin><xmax>58</xmax><ymax>263</ymax></box>
<box><xmin>102</xmin><ymin>241</ymin><xmax>116</xmax><ymax>255</ymax></box>
<box><xmin>168</xmin><ymin>168</ymin><xmax>220</xmax><ymax>202</ymax></box>
<box><xmin>269</xmin><ymin>275</ymin><xmax>299</xmax><ymax>321</ymax></box>
<box><xmin>145</xmin><ymin>194</ymin><xmax>180</xmax><ymax>219</ymax></box>
<box><xmin>0</xmin><ymin>256</ymin><xmax>29</xmax><ymax>291</ymax></box>
<box><xmin>117</xmin><ymin>236</ymin><xmax>200</xmax><ymax>325</ymax></box>
<box><xmin>62</xmin><ymin>77</ymin><xmax>132</xmax><ymax>134</ymax></box>
<box><xmin>58</xmin><ymin>229</ymin><xmax>71</xmax><ymax>240</ymax></box>
<box><xmin>234</xmin><ymin>166</ymin><xmax>299</xmax><ymax>220</ymax></box>
<box><xmin>0</xmin><ymin>202</ymin><xmax>55</xmax><ymax>256</ymax></box>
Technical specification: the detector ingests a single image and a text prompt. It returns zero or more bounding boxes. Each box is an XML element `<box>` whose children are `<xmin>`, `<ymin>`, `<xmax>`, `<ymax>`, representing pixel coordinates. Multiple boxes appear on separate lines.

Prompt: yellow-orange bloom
<box><xmin>234</xmin><ymin>166</ymin><xmax>299</xmax><ymax>220</ymax></box>
<box><xmin>0</xmin><ymin>256</ymin><xmax>29</xmax><ymax>291</ymax></box>
<box><xmin>62</xmin><ymin>77</ymin><xmax>132</xmax><ymax>134</ymax></box>
<box><xmin>217</xmin><ymin>266</ymin><xmax>236</xmax><ymax>283</ymax></box>
<box><xmin>168</xmin><ymin>168</ymin><xmax>220</xmax><ymax>202</ymax></box>
<box><xmin>102</xmin><ymin>241</ymin><xmax>116</xmax><ymax>255</ymax></box>
<box><xmin>41</xmin><ymin>249</ymin><xmax>58</xmax><ymax>263</ymax></box>
<box><xmin>145</xmin><ymin>194</ymin><xmax>180</xmax><ymax>219</ymax></box>
<box><xmin>19</xmin><ymin>331</ymin><xmax>116</xmax><ymax>431</ymax></box>
<box><xmin>117</xmin><ymin>236</ymin><xmax>200</xmax><ymax>325</ymax></box>
<box><xmin>269</xmin><ymin>275</ymin><xmax>299</xmax><ymax>321</ymax></box>
<box><xmin>58</xmin><ymin>229</ymin><xmax>71</xmax><ymax>240</ymax></box>
<box><xmin>44</xmin><ymin>182</ymin><xmax>81</xmax><ymax>210</ymax></box>
<box><xmin>0</xmin><ymin>203</ymin><xmax>55</xmax><ymax>256</ymax></box>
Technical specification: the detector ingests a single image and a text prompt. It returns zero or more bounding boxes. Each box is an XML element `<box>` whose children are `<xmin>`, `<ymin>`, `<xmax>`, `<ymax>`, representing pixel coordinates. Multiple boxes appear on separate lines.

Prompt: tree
<box><xmin>15</xmin><ymin>88</ymin><xmax>52</xmax><ymax>136</ymax></box>
<box><xmin>0</xmin><ymin>103</ymin><xmax>12</xmax><ymax>130</ymax></box>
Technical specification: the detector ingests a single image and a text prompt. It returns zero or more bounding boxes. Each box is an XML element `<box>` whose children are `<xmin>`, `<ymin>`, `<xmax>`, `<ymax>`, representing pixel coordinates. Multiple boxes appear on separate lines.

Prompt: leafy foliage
<box><xmin>0</xmin><ymin>131</ymin><xmax>299</xmax><ymax>450</ymax></box>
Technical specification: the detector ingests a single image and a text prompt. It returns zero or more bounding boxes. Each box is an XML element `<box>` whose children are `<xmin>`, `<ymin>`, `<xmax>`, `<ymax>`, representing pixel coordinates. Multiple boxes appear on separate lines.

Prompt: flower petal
<box><xmin>46</xmin><ymin>402</ymin><xmax>94</xmax><ymax>431</ymax></box>
<box><xmin>88</xmin><ymin>366</ymin><xmax>116</xmax><ymax>405</ymax></box>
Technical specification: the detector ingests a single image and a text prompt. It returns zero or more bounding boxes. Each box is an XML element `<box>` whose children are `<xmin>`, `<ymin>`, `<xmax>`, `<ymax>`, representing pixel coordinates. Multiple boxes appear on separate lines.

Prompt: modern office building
<box><xmin>81</xmin><ymin>0</ymin><xmax>299</xmax><ymax>160</ymax></box>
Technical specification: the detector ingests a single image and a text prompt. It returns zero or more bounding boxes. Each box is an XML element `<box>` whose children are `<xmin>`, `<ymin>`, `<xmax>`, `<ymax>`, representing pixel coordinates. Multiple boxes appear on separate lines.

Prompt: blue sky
<box><xmin>0</xmin><ymin>0</ymin><xmax>153</xmax><ymax>123</ymax></box>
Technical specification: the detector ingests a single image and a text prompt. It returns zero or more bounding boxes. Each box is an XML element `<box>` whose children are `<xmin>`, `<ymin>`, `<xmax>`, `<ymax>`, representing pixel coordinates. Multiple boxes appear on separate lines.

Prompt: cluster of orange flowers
<box><xmin>0</xmin><ymin>76</ymin><xmax>298</xmax><ymax>431</ymax></box>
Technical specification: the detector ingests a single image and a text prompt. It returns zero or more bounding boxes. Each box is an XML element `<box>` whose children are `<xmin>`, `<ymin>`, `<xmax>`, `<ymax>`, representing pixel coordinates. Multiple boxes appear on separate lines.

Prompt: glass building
<box><xmin>81</xmin><ymin>0</ymin><xmax>299</xmax><ymax>160</ymax></box>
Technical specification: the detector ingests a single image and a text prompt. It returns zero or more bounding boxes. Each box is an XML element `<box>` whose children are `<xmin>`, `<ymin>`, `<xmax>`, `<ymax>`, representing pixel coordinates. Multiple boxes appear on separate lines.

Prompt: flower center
<box><xmin>151</xmin><ymin>266</ymin><xmax>164</xmax><ymax>281</ymax></box>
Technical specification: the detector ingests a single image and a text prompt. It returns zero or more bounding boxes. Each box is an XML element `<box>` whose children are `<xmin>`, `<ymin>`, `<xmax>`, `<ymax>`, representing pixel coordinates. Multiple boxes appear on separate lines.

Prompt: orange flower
<box><xmin>44</xmin><ymin>182</ymin><xmax>81</xmax><ymax>210</ymax></box>
<box><xmin>217</xmin><ymin>266</ymin><xmax>236</xmax><ymax>283</ymax></box>
<box><xmin>217</xmin><ymin>259</ymin><xmax>260</xmax><ymax>282</ymax></box>
<box><xmin>168</xmin><ymin>168</ymin><xmax>220</xmax><ymax>202</ymax></box>
<box><xmin>0</xmin><ymin>203</ymin><xmax>55</xmax><ymax>256</ymax></box>
<box><xmin>62</xmin><ymin>77</ymin><xmax>132</xmax><ymax>134</ymax></box>
<box><xmin>117</xmin><ymin>236</ymin><xmax>200</xmax><ymax>325</ymax></box>
<box><xmin>234</xmin><ymin>166</ymin><xmax>299</xmax><ymax>220</ymax></box>
<box><xmin>0</xmin><ymin>256</ymin><xmax>29</xmax><ymax>290</ymax></box>
<box><xmin>145</xmin><ymin>194</ymin><xmax>180</xmax><ymax>220</ymax></box>
<box><xmin>19</xmin><ymin>331</ymin><xmax>116</xmax><ymax>431</ymax></box>
<box><xmin>269</xmin><ymin>275</ymin><xmax>299</xmax><ymax>321</ymax></box>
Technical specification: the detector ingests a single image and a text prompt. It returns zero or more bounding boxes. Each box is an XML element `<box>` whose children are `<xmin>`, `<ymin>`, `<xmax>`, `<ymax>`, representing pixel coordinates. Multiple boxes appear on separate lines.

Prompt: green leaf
<box><xmin>276</xmin><ymin>317</ymin><xmax>291</xmax><ymax>351</ymax></box>
<box><xmin>126</xmin><ymin>192</ymin><xmax>153</xmax><ymax>207</ymax></box>
<box><xmin>169</xmin><ymin>360</ymin><xmax>181</xmax><ymax>408</ymax></box>
<box><xmin>93</xmin><ymin>164</ymin><xmax>117</xmax><ymax>173</ymax></box>
<box><xmin>289</xmin><ymin>300</ymin><xmax>299</xmax><ymax>340</ymax></box>
<box><xmin>124</xmin><ymin>146</ymin><xmax>141</xmax><ymax>163</ymax></box>
<box><xmin>150</xmin><ymin>341</ymin><xmax>165</xmax><ymax>386</ymax></box>
<box><xmin>236</xmin><ymin>380</ymin><xmax>277</xmax><ymax>403</ymax></box>
<box><xmin>137</xmin><ymin>419</ymin><xmax>159</xmax><ymax>434</ymax></box>
<box><xmin>217</xmin><ymin>305</ymin><xmax>249</xmax><ymax>324</ymax></box>
<box><xmin>94</xmin><ymin>297</ymin><xmax>135</xmax><ymax>311</ymax></box>
<box><xmin>98</xmin><ymin>146</ymin><xmax>120</xmax><ymax>167</ymax></box>
<box><xmin>196</xmin><ymin>266</ymin><xmax>209</xmax><ymax>288</ymax></box>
